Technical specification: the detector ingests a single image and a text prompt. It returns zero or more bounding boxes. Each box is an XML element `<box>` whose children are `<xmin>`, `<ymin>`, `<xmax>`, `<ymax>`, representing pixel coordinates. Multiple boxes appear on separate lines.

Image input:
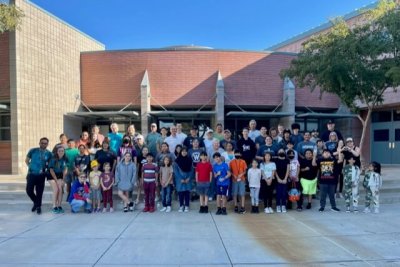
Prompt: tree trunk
<box><xmin>358</xmin><ymin>108</ymin><xmax>372</xmax><ymax>169</ymax></box>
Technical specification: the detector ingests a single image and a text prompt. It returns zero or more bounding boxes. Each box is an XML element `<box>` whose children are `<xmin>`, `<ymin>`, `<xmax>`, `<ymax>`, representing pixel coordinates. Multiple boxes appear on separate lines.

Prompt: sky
<box><xmin>30</xmin><ymin>0</ymin><xmax>376</xmax><ymax>51</ymax></box>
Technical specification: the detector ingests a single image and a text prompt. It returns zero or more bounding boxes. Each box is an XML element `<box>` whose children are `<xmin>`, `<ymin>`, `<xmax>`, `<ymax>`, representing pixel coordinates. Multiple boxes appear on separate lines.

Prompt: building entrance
<box><xmin>371</xmin><ymin>110</ymin><xmax>400</xmax><ymax>164</ymax></box>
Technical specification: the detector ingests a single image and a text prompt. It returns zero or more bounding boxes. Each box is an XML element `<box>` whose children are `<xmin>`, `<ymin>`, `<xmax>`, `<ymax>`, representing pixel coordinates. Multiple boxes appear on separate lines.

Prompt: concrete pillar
<box><xmin>215</xmin><ymin>71</ymin><xmax>225</xmax><ymax>127</ymax></box>
<box><xmin>280</xmin><ymin>77</ymin><xmax>295</xmax><ymax>129</ymax></box>
<box><xmin>140</xmin><ymin>70</ymin><xmax>151</xmax><ymax>136</ymax></box>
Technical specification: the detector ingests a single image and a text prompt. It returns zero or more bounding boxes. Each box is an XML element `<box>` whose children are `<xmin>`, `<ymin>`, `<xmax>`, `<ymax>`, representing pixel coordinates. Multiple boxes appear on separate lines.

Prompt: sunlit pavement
<box><xmin>0</xmin><ymin>200</ymin><xmax>399</xmax><ymax>267</ymax></box>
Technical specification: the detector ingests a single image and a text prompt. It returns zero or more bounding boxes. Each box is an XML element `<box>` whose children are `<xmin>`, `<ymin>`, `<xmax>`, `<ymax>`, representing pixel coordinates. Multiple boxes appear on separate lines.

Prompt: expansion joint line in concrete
<box><xmin>210</xmin><ymin>213</ymin><xmax>234</xmax><ymax>267</ymax></box>
<box><xmin>91</xmin><ymin>212</ymin><xmax>140</xmax><ymax>267</ymax></box>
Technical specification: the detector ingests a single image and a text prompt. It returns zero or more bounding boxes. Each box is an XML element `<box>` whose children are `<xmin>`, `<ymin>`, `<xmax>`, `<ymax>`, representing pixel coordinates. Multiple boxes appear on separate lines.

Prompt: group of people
<box><xmin>25</xmin><ymin>119</ymin><xmax>382</xmax><ymax>215</ymax></box>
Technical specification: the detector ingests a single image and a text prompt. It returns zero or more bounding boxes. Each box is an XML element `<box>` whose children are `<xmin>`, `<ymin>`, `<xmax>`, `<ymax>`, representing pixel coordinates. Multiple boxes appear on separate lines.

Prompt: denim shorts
<box><xmin>216</xmin><ymin>185</ymin><xmax>229</xmax><ymax>196</ymax></box>
<box><xmin>196</xmin><ymin>182</ymin><xmax>210</xmax><ymax>195</ymax></box>
<box><xmin>232</xmin><ymin>181</ymin><xmax>245</xmax><ymax>196</ymax></box>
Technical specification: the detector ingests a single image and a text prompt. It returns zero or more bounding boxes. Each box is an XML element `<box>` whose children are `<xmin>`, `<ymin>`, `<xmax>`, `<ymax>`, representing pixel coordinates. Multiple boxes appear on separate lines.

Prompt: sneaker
<box><xmin>129</xmin><ymin>202</ymin><xmax>135</xmax><ymax>212</ymax></box>
<box><xmin>109</xmin><ymin>207</ymin><xmax>114</xmax><ymax>213</ymax></box>
<box><xmin>276</xmin><ymin>206</ymin><xmax>282</xmax><ymax>213</ymax></box>
<box><xmin>31</xmin><ymin>205</ymin><xmax>37</xmax><ymax>212</ymax></box>
<box><xmin>160</xmin><ymin>207</ymin><xmax>167</xmax><ymax>212</ymax></box>
<box><xmin>250</xmin><ymin>206</ymin><xmax>255</xmax><ymax>214</ymax></box>
<box><xmin>239</xmin><ymin>207</ymin><xmax>246</xmax><ymax>214</ymax></box>
<box><xmin>363</xmin><ymin>207</ymin><xmax>371</xmax><ymax>213</ymax></box>
<box><xmin>221</xmin><ymin>207</ymin><xmax>227</xmax><ymax>215</ymax></box>
<box><xmin>216</xmin><ymin>207</ymin><xmax>222</xmax><ymax>215</ymax></box>
<box><xmin>331</xmin><ymin>207</ymin><xmax>340</xmax><ymax>212</ymax></box>
<box><xmin>166</xmin><ymin>206</ymin><xmax>171</xmax><ymax>213</ymax></box>
<box><xmin>268</xmin><ymin>207</ymin><xmax>274</xmax><ymax>214</ymax></box>
<box><xmin>52</xmin><ymin>207</ymin><xmax>59</xmax><ymax>214</ymax></box>
<box><xmin>264</xmin><ymin>207</ymin><xmax>270</xmax><ymax>214</ymax></box>
<box><xmin>281</xmin><ymin>206</ymin><xmax>287</xmax><ymax>213</ymax></box>
<box><xmin>297</xmin><ymin>206</ymin><xmax>303</xmax><ymax>212</ymax></box>
<box><xmin>184</xmin><ymin>206</ymin><xmax>189</xmax><ymax>212</ymax></box>
<box><xmin>178</xmin><ymin>206</ymin><xmax>184</xmax><ymax>213</ymax></box>
<box><xmin>374</xmin><ymin>208</ymin><xmax>380</xmax><ymax>214</ymax></box>
<box><xmin>142</xmin><ymin>206</ymin><xmax>149</xmax><ymax>212</ymax></box>
<box><xmin>353</xmin><ymin>207</ymin><xmax>358</xmax><ymax>213</ymax></box>
<box><xmin>36</xmin><ymin>207</ymin><xmax>41</xmax><ymax>215</ymax></box>
<box><xmin>319</xmin><ymin>207</ymin><xmax>324</xmax><ymax>212</ymax></box>
<box><xmin>255</xmin><ymin>206</ymin><xmax>259</xmax><ymax>213</ymax></box>
<box><xmin>204</xmin><ymin>206</ymin><xmax>209</xmax><ymax>213</ymax></box>
<box><xmin>85</xmin><ymin>209</ymin><xmax>92</xmax><ymax>214</ymax></box>
<box><xmin>306</xmin><ymin>203</ymin><xmax>312</xmax><ymax>209</ymax></box>
<box><xmin>58</xmin><ymin>206</ymin><xmax>65</xmax><ymax>213</ymax></box>
<box><xmin>234</xmin><ymin>206</ymin><xmax>239</xmax><ymax>213</ymax></box>
<box><xmin>346</xmin><ymin>207</ymin><xmax>351</xmax><ymax>213</ymax></box>
<box><xmin>149</xmin><ymin>207</ymin><xmax>155</xmax><ymax>213</ymax></box>
<box><xmin>123</xmin><ymin>207</ymin><xmax>128</xmax><ymax>213</ymax></box>
<box><xmin>103</xmin><ymin>208</ymin><xmax>107</xmax><ymax>213</ymax></box>
<box><xmin>199</xmin><ymin>206</ymin><xmax>204</xmax><ymax>213</ymax></box>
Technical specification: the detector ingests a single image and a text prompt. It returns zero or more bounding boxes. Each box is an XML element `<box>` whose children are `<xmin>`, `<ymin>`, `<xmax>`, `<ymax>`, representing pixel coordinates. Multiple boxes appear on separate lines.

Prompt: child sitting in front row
<box><xmin>363</xmin><ymin>161</ymin><xmax>382</xmax><ymax>214</ymax></box>
<box><xmin>342</xmin><ymin>156</ymin><xmax>360</xmax><ymax>212</ymax></box>
<box><xmin>68</xmin><ymin>173</ymin><xmax>92</xmax><ymax>213</ymax></box>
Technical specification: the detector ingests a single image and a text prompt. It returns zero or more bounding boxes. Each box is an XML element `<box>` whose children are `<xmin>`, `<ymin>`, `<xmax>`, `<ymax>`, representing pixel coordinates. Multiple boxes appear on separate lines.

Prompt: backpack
<box><xmin>288</xmin><ymin>181</ymin><xmax>301</xmax><ymax>202</ymax></box>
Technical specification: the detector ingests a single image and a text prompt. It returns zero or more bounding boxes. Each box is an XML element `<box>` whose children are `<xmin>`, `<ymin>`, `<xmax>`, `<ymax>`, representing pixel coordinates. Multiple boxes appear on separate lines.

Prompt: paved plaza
<box><xmin>0</xmin><ymin>200</ymin><xmax>399</xmax><ymax>266</ymax></box>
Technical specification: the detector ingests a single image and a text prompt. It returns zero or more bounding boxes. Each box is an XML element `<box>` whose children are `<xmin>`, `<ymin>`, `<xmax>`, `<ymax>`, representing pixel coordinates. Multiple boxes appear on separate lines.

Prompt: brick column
<box><xmin>280</xmin><ymin>77</ymin><xmax>295</xmax><ymax>129</ymax></box>
<box><xmin>215</xmin><ymin>71</ymin><xmax>225</xmax><ymax>127</ymax></box>
<box><xmin>141</xmin><ymin>70</ymin><xmax>150</xmax><ymax>136</ymax></box>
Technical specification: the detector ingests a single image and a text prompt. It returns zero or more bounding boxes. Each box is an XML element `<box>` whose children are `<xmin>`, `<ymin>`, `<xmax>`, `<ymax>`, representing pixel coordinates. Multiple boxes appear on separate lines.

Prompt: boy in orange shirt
<box><xmin>229</xmin><ymin>150</ymin><xmax>247</xmax><ymax>214</ymax></box>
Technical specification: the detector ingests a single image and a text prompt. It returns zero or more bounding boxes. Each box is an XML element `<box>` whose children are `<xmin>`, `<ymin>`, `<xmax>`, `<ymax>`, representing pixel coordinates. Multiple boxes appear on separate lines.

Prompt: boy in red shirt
<box><xmin>195</xmin><ymin>151</ymin><xmax>213</xmax><ymax>213</ymax></box>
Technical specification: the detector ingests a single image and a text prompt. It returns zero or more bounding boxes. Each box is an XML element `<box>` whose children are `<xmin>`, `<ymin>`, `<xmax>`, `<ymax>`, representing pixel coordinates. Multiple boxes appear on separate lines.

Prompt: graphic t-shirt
<box><xmin>317</xmin><ymin>157</ymin><xmax>338</xmax><ymax>184</ymax></box>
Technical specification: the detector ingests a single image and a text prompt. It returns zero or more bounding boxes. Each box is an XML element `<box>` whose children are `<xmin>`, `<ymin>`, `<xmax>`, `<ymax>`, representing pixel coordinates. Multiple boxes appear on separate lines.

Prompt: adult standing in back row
<box><xmin>321</xmin><ymin>120</ymin><xmax>343</xmax><ymax>142</ymax></box>
<box><xmin>25</xmin><ymin>137</ymin><xmax>52</xmax><ymax>215</ymax></box>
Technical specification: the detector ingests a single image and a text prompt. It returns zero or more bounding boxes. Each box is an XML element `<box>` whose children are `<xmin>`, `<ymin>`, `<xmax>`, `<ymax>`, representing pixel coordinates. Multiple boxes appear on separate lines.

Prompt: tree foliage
<box><xmin>280</xmin><ymin>0</ymin><xmax>400</xmax><ymax>157</ymax></box>
<box><xmin>0</xmin><ymin>3</ymin><xmax>24</xmax><ymax>33</ymax></box>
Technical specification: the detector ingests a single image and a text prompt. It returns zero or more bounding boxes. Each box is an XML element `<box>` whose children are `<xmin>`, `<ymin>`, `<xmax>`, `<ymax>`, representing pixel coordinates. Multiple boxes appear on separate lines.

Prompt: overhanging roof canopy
<box><xmin>226</xmin><ymin>111</ymin><xmax>296</xmax><ymax>118</ymax></box>
<box><xmin>149</xmin><ymin>111</ymin><xmax>216</xmax><ymax>117</ymax></box>
<box><xmin>66</xmin><ymin>111</ymin><xmax>139</xmax><ymax>119</ymax></box>
<box><xmin>296</xmin><ymin>113</ymin><xmax>358</xmax><ymax>118</ymax></box>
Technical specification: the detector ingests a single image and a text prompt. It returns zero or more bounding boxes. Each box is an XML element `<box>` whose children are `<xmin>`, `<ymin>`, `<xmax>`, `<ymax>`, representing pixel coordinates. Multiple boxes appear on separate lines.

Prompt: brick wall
<box><xmin>81</xmin><ymin>50</ymin><xmax>340</xmax><ymax>109</ymax></box>
<box><xmin>0</xmin><ymin>32</ymin><xmax>10</xmax><ymax>101</ymax></box>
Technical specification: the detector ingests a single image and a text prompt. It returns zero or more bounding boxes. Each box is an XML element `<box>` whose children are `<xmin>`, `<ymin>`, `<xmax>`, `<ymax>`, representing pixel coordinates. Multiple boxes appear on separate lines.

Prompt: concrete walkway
<box><xmin>0</xmin><ymin>202</ymin><xmax>399</xmax><ymax>266</ymax></box>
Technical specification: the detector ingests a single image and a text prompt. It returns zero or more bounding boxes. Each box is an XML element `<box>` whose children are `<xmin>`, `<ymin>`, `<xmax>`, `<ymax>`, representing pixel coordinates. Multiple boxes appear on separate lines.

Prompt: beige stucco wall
<box><xmin>10</xmin><ymin>0</ymin><xmax>105</xmax><ymax>174</ymax></box>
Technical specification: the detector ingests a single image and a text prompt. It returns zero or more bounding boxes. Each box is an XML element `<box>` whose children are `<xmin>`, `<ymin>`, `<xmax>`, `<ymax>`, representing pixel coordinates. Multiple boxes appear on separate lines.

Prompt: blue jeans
<box><xmin>276</xmin><ymin>183</ymin><xmax>287</xmax><ymax>207</ymax></box>
<box><xmin>162</xmin><ymin>184</ymin><xmax>172</xmax><ymax>207</ymax></box>
<box><xmin>70</xmin><ymin>199</ymin><xmax>91</xmax><ymax>212</ymax></box>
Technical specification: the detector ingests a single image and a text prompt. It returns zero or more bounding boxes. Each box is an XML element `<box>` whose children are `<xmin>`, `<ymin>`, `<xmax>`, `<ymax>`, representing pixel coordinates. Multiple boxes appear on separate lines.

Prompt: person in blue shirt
<box><xmin>25</xmin><ymin>137</ymin><xmax>52</xmax><ymax>215</ymax></box>
<box><xmin>108</xmin><ymin>122</ymin><xmax>123</xmax><ymax>155</ymax></box>
<box><xmin>213</xmin><ymin>152</ymin><xmax>231</xmax><ymax>215</ymax></box>
<box><xmin>48</xmin><ymin>145</ymin><xmax>68</xmax><ymax>214</ymax></box>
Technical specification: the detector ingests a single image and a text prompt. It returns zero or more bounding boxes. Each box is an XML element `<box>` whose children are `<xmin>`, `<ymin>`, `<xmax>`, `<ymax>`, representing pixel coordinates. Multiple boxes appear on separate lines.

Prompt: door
<box><xmin>371</xmin><ymin>111</ymin><xmax>400</xmax><ymax>164</ymax></box>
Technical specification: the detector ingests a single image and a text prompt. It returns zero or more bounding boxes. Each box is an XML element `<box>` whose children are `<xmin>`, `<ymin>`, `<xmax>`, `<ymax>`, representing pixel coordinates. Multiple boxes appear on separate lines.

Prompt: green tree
<box><xmin>281</xmin><ymin>0</ymin><xmax>400</xmax><ymax>160</ymax></box>
<box><xmin>0</xmin><ymin>3</ymin><xmax>24</xmax><ymax>33</ymax></box>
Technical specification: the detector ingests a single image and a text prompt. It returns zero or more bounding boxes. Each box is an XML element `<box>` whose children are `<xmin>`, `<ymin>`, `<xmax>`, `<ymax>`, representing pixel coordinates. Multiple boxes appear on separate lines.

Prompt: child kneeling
<box><xmin>68</xmin><ymin>173</ymin><xmax>92</xmax><ymax>213</ymax></box>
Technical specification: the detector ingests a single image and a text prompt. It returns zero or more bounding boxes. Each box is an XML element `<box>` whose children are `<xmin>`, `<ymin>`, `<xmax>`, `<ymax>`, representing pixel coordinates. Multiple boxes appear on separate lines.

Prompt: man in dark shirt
<box><xmin>236</xmin><ymin>127</ymin><xmax>256</xmax><ymax>167</ymax></box>
<box><xmin>183</xmin><ymin>125</ymin><xmax>205</xmax><ymax>149</ymax></box>
<box><xmin>321</xmin><ymin>120</ymin><xmax>343</xmax><ymax>142</ymax></box>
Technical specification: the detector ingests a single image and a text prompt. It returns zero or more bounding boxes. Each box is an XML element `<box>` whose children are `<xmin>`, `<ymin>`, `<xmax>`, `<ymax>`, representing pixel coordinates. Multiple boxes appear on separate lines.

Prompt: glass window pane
<box><xmin>374</xmin><ymin>129</ymin><xmax>389</xmax><ymax>142</ymax></box>
<box><xmin>395</xmin><ymin>129</ymin><xmax>400</xmax><ymax>142</ymax></box>
<box><xmin>0</xmin><ymin>129</ymin><xmax>10</xmax><ymax>141</ymax></box>
<box><xmin>372</xmin><ymin>111</ymin><xmax>391</xmax><ymax>122</ymax></box>
<box><xmin>0</xmin><ymin>114</ymin><xmax>10</xmax><ymax>127</ymax></box>
<box><xmin>393</xmin><ymin>110</ymin><xmax>400</xmax><ymax>121</ymax></box>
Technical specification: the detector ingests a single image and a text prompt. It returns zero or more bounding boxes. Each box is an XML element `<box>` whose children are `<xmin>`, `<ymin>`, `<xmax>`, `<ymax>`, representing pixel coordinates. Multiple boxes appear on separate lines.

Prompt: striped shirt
<box><xmin>142</xmin><ymin>163</ymin><xmax>159</xmax><ymax>183</ymax></box>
